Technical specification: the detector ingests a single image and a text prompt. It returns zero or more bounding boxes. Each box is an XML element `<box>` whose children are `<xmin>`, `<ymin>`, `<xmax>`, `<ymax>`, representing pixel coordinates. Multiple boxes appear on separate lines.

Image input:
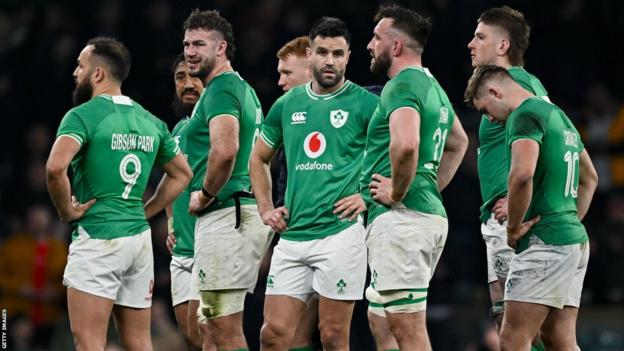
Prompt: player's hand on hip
<box><xmin>369</xmin><ymin>174</ymin><xmax>398</xmax><ymax>206</ymax></box>
<box><xmin>62</xmin><ymin>196</ymin><xmax>96</xmax><ymax>223</ymax></box>
<box><xmin>166</xmin><ymin>231</ymin><xmax>176</xmax><ymax>255</ymax></box>
<box><xmin>507</xmin><ymin>215</ymin><xmax>541</xmax><ymax>249</ymax></box>
<box><xmin>334</xmin><ymin>193</ymin><xmax>366</xmax><ymax>221</ymax></box>
<box><xmin>493</xmin><ymin>196</ymin><xmax>508</xmax><ymax>224</ymax></box>
<box><xmin>188</xmin><ymin>190</ymin><xmax>213</xmax><ymax>216</ymax></box>
<box><xmin>261</xmin><ymin>207</ymin><xmax>289</xmax><ymax>233</ymax></box>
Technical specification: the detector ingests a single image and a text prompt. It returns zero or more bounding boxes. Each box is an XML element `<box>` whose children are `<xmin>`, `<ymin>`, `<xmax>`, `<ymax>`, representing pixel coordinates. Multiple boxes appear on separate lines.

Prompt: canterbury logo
<box><xmin>291</xmin><ymin>112</ymin><xmax>307</xmax><ymax>124</ymax></box>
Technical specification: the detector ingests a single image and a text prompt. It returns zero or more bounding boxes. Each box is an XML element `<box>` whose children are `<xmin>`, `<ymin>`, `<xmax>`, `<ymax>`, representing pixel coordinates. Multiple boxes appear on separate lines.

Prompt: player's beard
<box><xmin>370</xmin><ymin>47</ymin><xmax>391</xmax><ymax>77</ymax></box>
<box><xmin>189</xmin><ymin>55</ymin><xmax>214</xmax><ymax>82</ymax></box>
<box><xmin>72</xmin><ymin>78</ymin><xmax>94</xmax><ymax>106</ymax></box>
<box><xmin>171</xmin><ymin>93</ymin><xmax>197</xmax><ymax>118</ymax></box>
<box><xmin>312</xmin><ymin>66</ymin><xmax>345</xmax><ymax>90</ymax></box>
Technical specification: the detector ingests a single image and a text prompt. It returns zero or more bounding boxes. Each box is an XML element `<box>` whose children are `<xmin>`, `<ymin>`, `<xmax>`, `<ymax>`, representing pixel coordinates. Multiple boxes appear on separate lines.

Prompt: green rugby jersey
<box><xmin>170</xmin><ymin>117</ymin><xmax>195</xmax><ymax>257</ymax></box>
<box><xmin>478</xmin><ymin>66</ymin><xmax>548</xmax><ymax>222</ymax></box>
<box><xmin>506</xmin><ymin>97</ymin><xmax>588</xmax><ymax>252</ymax></box>
<box><xmin>361</xmin><ymin>67</ymin><xmax>455</xmax><ymax>224</ymax></box>
<box><xmin>260</xmin><ymin>81</ymin><xmax>378</xmax><ymax>241</ymax></box>
<box><xmin>185</xmin><ymin>71</ymin><xmax>262</xmax><ymax>212</ymax></box>
<box><xmin>56</xmin><ymin>94</ymin><xmax>179</xmax><ymax>240</ymax></box>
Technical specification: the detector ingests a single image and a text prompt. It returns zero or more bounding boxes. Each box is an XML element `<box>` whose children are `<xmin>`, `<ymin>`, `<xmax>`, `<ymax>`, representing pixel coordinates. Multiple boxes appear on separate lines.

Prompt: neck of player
<box><xmin>388</xmin><ymin>55</ymin><xmax>423</xmax><ymax>78</ymax></box>
<box><xmin>509</xmin><ymin>88</ymin><xmax>534</xmax><ymax>110</ymax></box>
<box><xmin>204</xmin><ymin>60</ymin><xmax>233</xmax><ymax>85</ymax></box>
<box><xmin>493</xmin><ymin>56</ymin><xmax>512</xmax><ymax>69</ymax></box>
<box><xmin>311</xmin><ymin>77</ymin><xmax>345</xmax><ymax>95</ymax></box>
<box><xmin>92</xmin><ymin>82</ymin><xmax>122</xmax><ymax>98</ymax></box>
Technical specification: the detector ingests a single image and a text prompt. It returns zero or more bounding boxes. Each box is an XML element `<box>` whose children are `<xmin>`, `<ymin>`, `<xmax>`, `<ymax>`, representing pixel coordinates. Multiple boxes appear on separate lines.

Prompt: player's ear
<box><xmin>489</xmin><ymin>87</ymin><xmax>502</xmax><ymax>99</ymax></box>
<box><xmin>217</xmin><ymin>40</ymin><xmax>227</xmax><ymax>57</ymax></box>
<box><xmin>93</xmin><ymin>67</ymin><xmax>105</xmax><ymax>84</ymax></box>
<box><xmin>392</xmin><ymin>39</ymin><xmax>402</xmax><ymax>57</ymax></box>
<box><xmin>498</xmin><ymin>38</ymin><xmax>510</xmax><ymax>56</ymax></box>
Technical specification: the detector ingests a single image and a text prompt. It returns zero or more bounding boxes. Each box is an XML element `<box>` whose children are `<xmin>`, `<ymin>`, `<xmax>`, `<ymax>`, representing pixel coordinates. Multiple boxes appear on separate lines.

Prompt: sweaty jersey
<box><xmin>185</xmin><ymin>71</ymin><xmax>262</xmax><ymax>212</ymax></box>
<box><xmin>260</xmin><ymin>81</ymin><xmax>378</xmax><ymax>241</ymax></box>
<box><xmin>56</xmin><ymin>94</ymin><xmax>179</xmax><ymax>240</ymax></box>
<box><xmin>170</xmin><ymin>116</ymin><xmax>195</xmax><ymax>257</ymax></box>
<box><xmin>478</xmin><ymin>66</ymin><xmax>548</xmax><ymax>222</ymax></box>
<box><xmin>361</xmin><ymin>67</ymin><xmax>455</xmax><ymax>224</ymax></box>
<box><xmin>506</xmin><ymin>97</ymin><xmax>588</xmax><ymax>252</ymax></box>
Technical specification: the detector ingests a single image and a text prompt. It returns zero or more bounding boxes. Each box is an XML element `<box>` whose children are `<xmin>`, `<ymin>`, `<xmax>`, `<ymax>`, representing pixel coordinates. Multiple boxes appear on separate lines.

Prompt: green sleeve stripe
<box><xmin>58</xmin><ymin>133</ymin><xmax>83</xmax><ymax>145</ymax></box>
<box><xmin>368</xmin><ymin>296</ymin><xmax>427</xmax><ymax>308</ymax></box>
<box><xmin>259</xmin><ymin>130</ymin><xmax>276</xmax><ymax>149</ymax></box>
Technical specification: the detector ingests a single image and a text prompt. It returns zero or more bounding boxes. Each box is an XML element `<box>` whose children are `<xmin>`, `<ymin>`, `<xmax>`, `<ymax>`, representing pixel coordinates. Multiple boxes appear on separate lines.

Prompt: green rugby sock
<box><xmin>530</xmin><ymin>340</ymin><xmax>546</xmax><ymax>351</ymax></box>
<box><xmin>288</xmin><ymin>347</ymin><xmax>314</xmax><ymax>351</ymax></box>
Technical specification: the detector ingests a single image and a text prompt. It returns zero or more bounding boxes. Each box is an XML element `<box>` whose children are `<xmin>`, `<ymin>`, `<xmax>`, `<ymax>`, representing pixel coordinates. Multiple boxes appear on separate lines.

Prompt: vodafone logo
<box><xmin>303</xmin><ymin>131</ymin><xmax>326</xmax><ymax>159</ymax></box>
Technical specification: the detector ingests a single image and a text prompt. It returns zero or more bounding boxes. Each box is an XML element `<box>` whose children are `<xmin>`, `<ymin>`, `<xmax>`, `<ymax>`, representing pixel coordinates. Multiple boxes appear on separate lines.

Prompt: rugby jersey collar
<box><xmin>212</xmin><ymin>70</ymin><xmax>242</xmax><ymax>81</ymax></box>
<box><xmin>401</xmin><ymin>66</ymin><xmax>433</xmax><ymax>77</ymax></box>
<box><xmin>305</xmin><ymin>80</ymin><xmax>352</xmax><ymax>100</ymax></box>
<box><xmin>97</xmin><ymin>94</ymin><xmax>133</xmax><ymax>105</ymax></box>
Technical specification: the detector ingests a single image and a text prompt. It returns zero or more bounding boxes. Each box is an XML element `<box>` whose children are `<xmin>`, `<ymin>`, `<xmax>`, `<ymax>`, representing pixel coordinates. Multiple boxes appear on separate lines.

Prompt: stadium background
<box><xmin>0</xmin><ymin>0</ymin><xmax>623</xmax><ymax>350</ymax></box>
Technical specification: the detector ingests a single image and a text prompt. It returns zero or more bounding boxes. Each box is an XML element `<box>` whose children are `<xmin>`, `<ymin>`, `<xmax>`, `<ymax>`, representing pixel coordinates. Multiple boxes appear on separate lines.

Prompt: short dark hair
<box><xmin>374</xmin><ymin>5</ymin><xmax>432</xmax><ymax>53</ymax></box>
<box><xmin>172</xmin><ymin>53</ymin><xmax>185</xmax><ymax>75</ymax></box>
<box><xmin>183</xmin><ymin>9</ymin><xmax>236</xmax><ymax>61</ymax></box>
<box><xmin>86</xmin><ymin>36</ymin><xmax>131</xmax><ymax>83</ymax></box>
<box><xmin>464</xmin><ymin>64</ymin><xmax>512</xmax><ymax>107</ymax></box>
<box><xmin>309</xmin><ymin>17</ymin><xmax>351</xmax><ymax>45</ymax></box>
<box><xmin>478</xmin><ymin>6</ymin><xmax>530</xmax><ymax>66</ymax></box>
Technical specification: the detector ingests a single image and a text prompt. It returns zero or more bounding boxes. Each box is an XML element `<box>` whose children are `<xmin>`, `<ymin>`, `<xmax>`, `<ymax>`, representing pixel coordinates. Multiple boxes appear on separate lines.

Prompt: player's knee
<box><xmin>71</xmin><ymin>327</ymin><xmax>105</xmax><ymax>351</ymax></box>
<box><xmin>539</xmin><ymin>328</ymin><xmax>573</xmax><ymax>350</ymax></box>
<box><xmin>260</xmin><ymin>321</ymin><xmax>290</xmax><ymax>347</ymax></box>
<box><xmin>72</xmin><ymin>336</ymin><xmax>105</xmax><ymax>351</ymax></box>
<box><xmin>498</xmin><ymin>326</ymin><xmax>520</xmax><ymax>351</ymax></box>
<box><xmin>199</xmin><ymin>289</ymin><xmax>245</xmax><ymax>320</ymax></box>
<box><xmin>319</xmin><ymin>323</ymin><xmax>348</xmax><ymax>350</ymax></box>
<box><xmin>498</xmin><ymin>332</ymin><xmax>512</xmax><ymax>350</ymax></box>
<box><xmin>119</xmin><ymin>334</ymin><xmax>152</xmax><ymax>351</ymax></box>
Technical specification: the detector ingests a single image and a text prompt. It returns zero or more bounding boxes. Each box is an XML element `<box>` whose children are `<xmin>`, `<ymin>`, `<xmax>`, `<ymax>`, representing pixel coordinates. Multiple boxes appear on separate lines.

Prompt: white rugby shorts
<box><xmin>63</xmin><ymin>227</ymin><xmax>154</xmax><ymax>308</ymax></box>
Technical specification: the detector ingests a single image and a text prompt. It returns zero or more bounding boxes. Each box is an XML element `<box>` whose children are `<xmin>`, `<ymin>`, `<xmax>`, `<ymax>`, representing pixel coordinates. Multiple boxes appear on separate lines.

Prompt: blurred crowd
<box><xmin>0</xmin><ymin>0</ymin><xmax>622</xmax><ymax>350</ymax></box>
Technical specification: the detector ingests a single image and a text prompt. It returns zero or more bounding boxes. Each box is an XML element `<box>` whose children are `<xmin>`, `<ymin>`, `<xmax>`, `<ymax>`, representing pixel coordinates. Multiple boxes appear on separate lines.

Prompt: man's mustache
<box><xmin>181</xmin><ymin>88</ymin><xmax>200</xmax><ymax>96</ymax></box>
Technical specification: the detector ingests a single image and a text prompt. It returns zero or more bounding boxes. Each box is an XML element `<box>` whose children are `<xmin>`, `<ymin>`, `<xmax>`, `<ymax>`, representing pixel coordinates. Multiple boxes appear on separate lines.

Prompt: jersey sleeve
<box><xmin>200</xmin><ymin>83</ymin><xmax>241</xmax><ymax>124</ymax></box>
<box><xmin>56</xmin><ymin>110</ymin><xmax>88</xmax><ymax>145</ymax></box>
<box><xmin>259</xmin><ymin>98</ymin><xmax>284</xmax><ymax>149</ymax></box>
<box><xmin>155</xmin><ymin>120</ymin><xmax>180</xmax><ymax>165</ymax></box>
<box><xmin>382</xmin><ymin>80</ymin><xmax>423</xmax><ymax>119</ymax></box>
<box><xmin>508</xmin><ymin>112</ymin><xmax>546</xmax><ymax>146</ymax></box>
<box><xmin>361</xmin><ymin>92</ymin><xmax>380</xmax><ymax>131</ymax></box>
